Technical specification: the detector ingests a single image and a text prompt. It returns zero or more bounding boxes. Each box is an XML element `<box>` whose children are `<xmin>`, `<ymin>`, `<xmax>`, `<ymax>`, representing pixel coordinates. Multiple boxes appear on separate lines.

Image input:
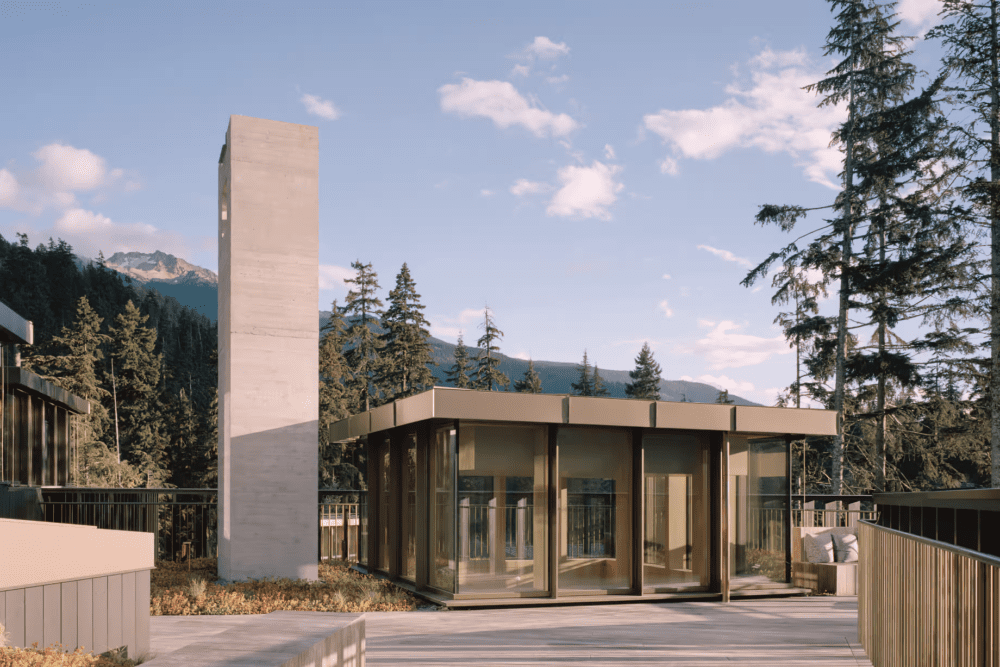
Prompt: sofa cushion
<box><xmin>804</xmin><ymin>532</ymin><xmax>836</xmax><ymax>563</ymax></box>
<box><xmin>834</xmin><ymin>533</ymin><xmax>858</xmax><ymax>562</ymax></box>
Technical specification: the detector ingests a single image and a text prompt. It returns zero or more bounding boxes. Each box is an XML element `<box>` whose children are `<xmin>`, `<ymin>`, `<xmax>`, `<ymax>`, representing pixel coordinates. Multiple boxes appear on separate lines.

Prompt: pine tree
<box><xmin>571</xmin><ymin>350</ymin><xmax>594</xmax><ymax>396</ymax></box>
<box><xmin>514</xmin><ymin>358</ymin><xmax>543</xmax><ymax>393</ymax></box>
<box><xmin>342</xmin><ymin>261</ymin><xmax>385</xmax><ymax>413</ymax></box>
<box><xmin>19</xmin><ymin>296</ymin><xmax>113</xmax><ymax>485</ymax></box>
<box><xmin>107</xmin><ymin>300</ymin><xmax>171</xmax><ymax>486</ymax></box>
<box><xmin>446</xmin><ymin>333</ymin><xmax>474</xmax><ymax>388</ymax></box>
<box><xmin>743</xmin><ymin>0</ymin><xmax>980</xmax><ymax>495</ymax></box>
<box><xmin>474</xmin><ymin>306</ymin><xmax>509</xmax><ymax>391</ymax></box>
<box><xmin>625</xmin><ymin>342</ymin><xmax>662</xmax><ymax>400</ymax></box>
<box><xmin>380</xmin><ymin>263</ymin><xmax>436</xmax><ymax>401</ymax></box>
<box><xmin>319</xmin><ymin>300</ymin><xmax>352</xmax><ymax>421</ymax></box>
<box><xmin>716</xmin><ymin>389</ymin><xmax>736</xmax><ymax>404</ymax></box>
<box><xmin>593</xmin><ymin>366</ymin><xmax>610</xmax><ymax>397</ymax></box>
<box><xmin>929</xmin><ymin>0</ymin><xmax>1000</xmax><ymax>485</ymax></box>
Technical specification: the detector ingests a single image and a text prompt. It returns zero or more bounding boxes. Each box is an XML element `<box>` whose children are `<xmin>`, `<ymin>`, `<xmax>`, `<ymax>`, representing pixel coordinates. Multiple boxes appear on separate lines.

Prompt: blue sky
<box><xmin>0</xmin><ymin>0</ymin><xmax>949</xmax><ymax>405</ymax></box>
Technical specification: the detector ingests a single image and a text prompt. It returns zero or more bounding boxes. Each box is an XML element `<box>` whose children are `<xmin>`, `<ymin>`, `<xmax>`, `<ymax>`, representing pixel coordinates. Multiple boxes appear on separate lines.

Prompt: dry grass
<box><xmin>0</xmin><ymin>632</ymin><xmax>150</xmax><ymax>667</ymax></box>
<box><xmin>0</xmin><ymin>558</ymin><xmax>420</xmax><ymax>665</ymax></box>
<box><xmin>150</xmin><ymin>557</ymin><xmax>420</xmax><ymax>615</ymax></box>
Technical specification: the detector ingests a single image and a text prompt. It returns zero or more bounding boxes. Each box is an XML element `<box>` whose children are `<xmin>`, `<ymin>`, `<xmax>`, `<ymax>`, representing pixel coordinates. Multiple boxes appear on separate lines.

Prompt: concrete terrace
<box><xmin>149</xmin><ymin>597</ymin><xmax>873</xmax><ymax>666</ymax></box>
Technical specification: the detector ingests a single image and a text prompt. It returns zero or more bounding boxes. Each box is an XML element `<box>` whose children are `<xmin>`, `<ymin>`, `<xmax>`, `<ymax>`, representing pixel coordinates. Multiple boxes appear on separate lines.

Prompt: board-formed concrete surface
<box><xmin>149</xmin><ymin>598</ymin><xmax>872</xmax><ymax>666</ymax></box>
<box><xmin>218</xmin><ymin>115</ymin><xmax>320</xmax><ymax>584</ymax></box>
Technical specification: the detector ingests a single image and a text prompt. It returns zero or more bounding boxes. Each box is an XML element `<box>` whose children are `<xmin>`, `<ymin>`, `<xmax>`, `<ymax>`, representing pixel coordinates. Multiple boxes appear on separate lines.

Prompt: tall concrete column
<box><xmin>218</xmin><ymin>115</ymin><xmax>319</xmax><ymax>583</ymax></box>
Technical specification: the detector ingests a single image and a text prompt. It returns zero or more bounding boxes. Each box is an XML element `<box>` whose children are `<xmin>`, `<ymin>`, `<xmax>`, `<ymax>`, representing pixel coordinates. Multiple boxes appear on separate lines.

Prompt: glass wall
<box><xmin>557</xmin><ymin>427</ymin><xmax>631</xmax><ymax>592</ymax></box>
<box><xmin>401</xmin><ymin>432</ymin><xmax>417</xmax><ymax>581</ymax></box>
<box><xmin>456</xmin><ymin>422</ymin><xmax>548</xmax><ymax>594</ymax></box>
<box><xmin>376</xmin><ymin>434</ymin><xmax>391</xmax><ymax>572</ymax></box>
<box><xmin>730</xmin><ymin>435</ymin><xmax>789</xmax><ymax>586</ymax></box>
<box><xmin>430</xmin><ymin>425</ymin><xmax>456</xmax><ymax>592</ymax></box>
<box><xmin>643</xmin><ymin>433</ymin><xmax>710</xmax><ymax>591</ymax></box>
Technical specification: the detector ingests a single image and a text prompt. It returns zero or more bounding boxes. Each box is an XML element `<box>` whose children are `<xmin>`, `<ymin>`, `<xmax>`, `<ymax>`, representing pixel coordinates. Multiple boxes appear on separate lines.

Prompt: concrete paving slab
<box><xmin>149</xmin><ymin>597</ymin><xmax>872</xmax><ymax>666</ymax></box>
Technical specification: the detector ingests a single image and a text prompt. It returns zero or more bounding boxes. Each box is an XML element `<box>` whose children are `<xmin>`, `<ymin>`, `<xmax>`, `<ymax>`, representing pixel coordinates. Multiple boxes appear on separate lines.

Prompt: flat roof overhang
<box><xmin>2</xmin><ymin>367</ymin><xmax>91</xmax><ymax>415</ymax></box>
<box><xmin>328</xmin><ymin>386</ymin><xmax>838</xmax><ymax>442</ymax></box>
<box><xmin>0</xmin><ymin>301</ymin><xmax>33</xmax><ymax>345</ymax></box>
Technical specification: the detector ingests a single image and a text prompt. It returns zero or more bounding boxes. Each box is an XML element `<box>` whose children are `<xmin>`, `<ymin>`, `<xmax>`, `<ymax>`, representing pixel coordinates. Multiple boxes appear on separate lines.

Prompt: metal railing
<box><xmin>39</xmin><ymin>487</ymin><xmax>367</xmax><ymax>564</ymax></box>
<box><xmin>458</xmin><ymin>503</ymin><xmax>536</xmax><ymax>560</ymax></box>
<box><xmin>858</xmin><ymin>520</ymin><xmax>1000</xmax><ymax>667</ymax></box>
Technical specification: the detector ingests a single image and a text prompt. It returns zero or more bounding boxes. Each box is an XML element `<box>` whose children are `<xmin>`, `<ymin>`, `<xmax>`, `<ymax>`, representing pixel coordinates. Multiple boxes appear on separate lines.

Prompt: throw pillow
<box><xmin>834</xmin><ymin>533</ymin><xmax>858</xmax><ymax>563</ymax></box>
<box><xmin>804</xmin><ymin>532</ymin><xmax>835</xmax><ymax>563</ymax></box>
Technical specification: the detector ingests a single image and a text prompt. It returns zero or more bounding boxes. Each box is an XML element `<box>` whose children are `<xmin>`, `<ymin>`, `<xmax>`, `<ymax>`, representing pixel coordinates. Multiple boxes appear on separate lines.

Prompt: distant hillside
<box><xmin>318</xmin><ymin>311</ymin><xmax>761</xmax><ymax>406</ymax></box>
<box><xmin>79</xmin><ymin>249</ymin><xmax>759</xmax><ymax>405</ymax></box>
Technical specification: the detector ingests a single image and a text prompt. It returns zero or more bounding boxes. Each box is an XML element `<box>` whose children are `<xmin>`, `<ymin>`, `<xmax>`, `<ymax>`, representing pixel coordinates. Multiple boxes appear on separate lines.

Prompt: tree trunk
<box><xmin>833</xmin><ymin>100</ymin><xmax>856</xmax><ymax>499</ymax></box>
<box><xmin>991</xmin><ymin>0</ymin><xmax>1000</xmax><ymax>487</ymax></box>
<box><xmin>876</xmin><ymin>221</ymin><xmax>887</xmax><ymax>493</ymax></box>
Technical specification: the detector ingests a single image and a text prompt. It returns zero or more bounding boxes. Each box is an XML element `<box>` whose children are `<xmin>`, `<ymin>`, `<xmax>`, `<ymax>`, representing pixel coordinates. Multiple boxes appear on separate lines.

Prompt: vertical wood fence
<box><xmin>859</xmin><ymin>520</ymin><xmax>1000</xmax><ymax>667</ymax></box>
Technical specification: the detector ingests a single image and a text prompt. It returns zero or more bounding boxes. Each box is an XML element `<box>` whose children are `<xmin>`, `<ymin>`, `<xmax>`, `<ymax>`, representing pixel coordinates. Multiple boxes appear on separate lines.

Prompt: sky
<box><xmin>0</xmin><ymin>0</ymin><xmax>952</xmax><ymax>406</ymax></box>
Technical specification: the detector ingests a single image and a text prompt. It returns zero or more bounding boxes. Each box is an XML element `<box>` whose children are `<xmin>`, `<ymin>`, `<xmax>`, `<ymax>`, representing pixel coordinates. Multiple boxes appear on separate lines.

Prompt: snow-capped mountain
<box><xmin>104</xmin><ymin>251</ymin><xmax>217</xmax><ymax>286</ymax></box>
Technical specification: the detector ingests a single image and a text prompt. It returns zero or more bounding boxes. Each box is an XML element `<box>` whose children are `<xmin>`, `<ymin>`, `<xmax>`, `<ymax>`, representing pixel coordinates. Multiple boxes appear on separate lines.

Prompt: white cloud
<box><xmin>430</xmin><ymin>307</ymin><xmax>487</xmax><ymax>342</ymax></box>
<box><xmin>439</xmin><ymin>78</ymin><xmax>580</xmax><ymax>138</ymax></box>
<box><xmin>512</xmin><ymin>351</ymin><xmax>531</xmax><ymax>360</ymax></box>
<box><xmin>318</xmin><ymin>264</ymin><xmax>355</xmax><ymax>291</ymax></box>
<box><xmin>658</xmin><ymin>157</ymin><xmax>679</xmax><ymax>175</ymax></box>
<box><xmin>682</xmin><ymin>320</ymin><xmax>792</xmax><ymax>369</ymax></box>
<box><xmin>662</xmin><ymin>273</ymin><xmax>671</xmax><ymax>280</ymax></box>
<box><xmin>547</xmin><ymin>75</ymin><xmax>569</xmax><ymax>85</ymax></box>
<box><xmin>659</xmin><ymin>299</ymin><xmax>673</xmax><ymax>317</ymax></box>
<box><xmin>643</xmin><ymin>47</ymin><xmax>845</xmax><ymax>189</ymax></box>
<box><xmin>897</xmin><ymin>0</ymin><xmax>942</xmax><ymax>29</ymax></box>
<box><xmin>0</xmin><ymin>169</ymin><xmax>21</xmax><ymax>208</ymax></box>
<box><xmin>44</xmin><ymin>208</ymin><xmax>191</xmax><ymax>262</ymax></box>
<box><xmin>0</xmin><ymin>144</ymin><xmax>133</xmax><ymax>214</ymax></box>
<box><xmin>697</xmin><ymin>244</ymin><xmax>753</xmax><ymax>269</ymax></box>
<box><xmin>526</xmin><ymin>36</ymin><xmax>569</xmax><ymax>59</ymax></box>
<box><xmin>546</xmin><ymin>160</ymin><xmax>624</xmax><ymax>220</ymax></box>
<box><xmin>690</xmin><ymin>373</ymin><xmax>756</xmax><ymax>394</ymax></box>
<box><xmin>32</xmin><ymin>144</ymin><xmax>112</xmax><ymax>192</ymax></box>
<box><xmin>480</xmin><ymin>188</ymin><xmax>495</xmax><ymax>197</ymax></box>
<box><xmin>511</xmin><ymin>64</ymin><xmax>531</xmax><ymax>77</ymax></box>
<box><xmin>679</xmin><ymin>287</ymin><xmax>691</xmax><ymax>297</ymax></box>
<box><xmin>300</xmin><ymin>93</ymin><xmax>341</xmax><ymax>120</ymax></box>
<box><xmin>604</xmin><ymin>144</ymin><xmax>616</xmax><ymax>160</ymax></box>
<box><xmin>510</xmin><ymin>178</ymin><xmax>551</xmax><ymax>196</ymax></box>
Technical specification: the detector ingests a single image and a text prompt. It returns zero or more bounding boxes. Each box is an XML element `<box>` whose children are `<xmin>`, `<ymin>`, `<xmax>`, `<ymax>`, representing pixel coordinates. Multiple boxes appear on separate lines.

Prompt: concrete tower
<box><xmin>217</xmin><ymin>115</ymin><xmax>319</xmax><ymax>583</ymax></box>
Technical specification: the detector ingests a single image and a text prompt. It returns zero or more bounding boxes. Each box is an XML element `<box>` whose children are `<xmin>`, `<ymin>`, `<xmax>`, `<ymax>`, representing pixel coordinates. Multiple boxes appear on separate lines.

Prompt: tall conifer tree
<box><xmin>625</xmin><ymin>342</ymin><xmax>662</xmax><ymax>400</ymax></box>
<box><xmin>592</xmin><ymin>366</ymin><xmax>610</xmax><ymax>396</ymax></box>
<box><xmin>571</xmin><ymin>350</ymin><xmax>594</xmax><ymax>396</ymax></box>
<box><xmin>342</xmin><ymin>261</ymin><xmax>385</xmax><ymax>412</ymax></box>
<box><xmin>446</xmin><ymin>333</ymin><xmax>474</xmax><ymax>388</ymax></box>
<box><xmin>380</xmin><ymin>263</ymin><xmax>436</xmax><ymax>401</ymax></box>
<box><xmin>474</xmin><ymin>306</ymin><xmax>509</xmax><ymax>391</ymax></box>
<box><xmin>514</xmin><ymin>358</ymin><xmax>543</xmax><ymax>393</ymax></box>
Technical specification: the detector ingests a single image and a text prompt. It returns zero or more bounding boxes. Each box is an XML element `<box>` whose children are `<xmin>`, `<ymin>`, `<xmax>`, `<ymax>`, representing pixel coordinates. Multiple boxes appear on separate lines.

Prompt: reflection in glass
<box><xmin>401</xmin><ymin>433</ymin><xmax>417</xmax><ymax>581</ymax></box>
<box><xmin>378</xmin><ymin>435</ymin><xmax>390</xmax><ymax>572</ymax></box>
<box><xmin>557</xmin><ymin>427</ymin><xmax>631</xmax><ymax>592</ymax></box>
<box><xmin>730</xmin><ymin>436</ymin><xmax>789</xmax><ymax>586</ymax></box>
<box><xmin>430</xmin><ymin>426</ymin><xmax>456</xmax><ymax>592</ymax></box>
<box><xmin>457</xmin><ymin>422</ymin><xmax>548</xmax><ymax>594</ymax></box>
<box><xmin>643</xmin><ymin>433</ymin><xmax>710</xmax><ymax>591</ymax></box>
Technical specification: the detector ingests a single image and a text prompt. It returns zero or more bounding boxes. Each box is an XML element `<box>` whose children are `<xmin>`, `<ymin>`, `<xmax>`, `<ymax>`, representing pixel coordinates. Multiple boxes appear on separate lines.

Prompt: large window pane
<box><xmin>730</xmin><ymin>435</ymin><xmax>789</xmax><ymax>586</ymax></box>
<box><xmin>430</xmin><ymin>425</ymin><xmax>456</xmax><ymax>592</ymax></box>
<box><xmin>643</xmin><ymin>433</ymin><xmax>710</xmax><ymax>591</ymax></box>
<box><xmin>377</xmin><ymin>435</ymin><xmax>391</xmax><ymax>572</ymax></box>
<box><xmin>557</xmin><ymin>427</ymin><xmax>631</xmax><ymax>592</ymax></box>
<box><xmin>401</xmin><ymin>433</ymin><xmax>417</xmax><ymax>581</ymax></box>
<box><xmin>457</xmin><ymin>422</ymin><xmax>548</xmax><ymax>594</ymax></box>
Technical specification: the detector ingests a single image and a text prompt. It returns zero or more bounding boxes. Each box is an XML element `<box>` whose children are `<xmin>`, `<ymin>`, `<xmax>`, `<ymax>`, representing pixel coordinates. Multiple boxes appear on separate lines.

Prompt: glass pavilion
<box><xmin>328</xmin><ymin>387</ymin><xmax>837</xmax><ymax>606</ymax></box>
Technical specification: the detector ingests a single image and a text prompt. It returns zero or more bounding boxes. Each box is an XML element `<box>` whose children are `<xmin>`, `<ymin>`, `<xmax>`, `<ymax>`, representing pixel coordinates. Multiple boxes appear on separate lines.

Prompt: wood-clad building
<box><xmin>1</xmin><ymin>300</ymin><xmax>90</xmax><ymax>488</ymax></box>
<box><xmin>328</xmin><ymin>387</ymin><xmax>838</xmax><ymax>606</ymax></box>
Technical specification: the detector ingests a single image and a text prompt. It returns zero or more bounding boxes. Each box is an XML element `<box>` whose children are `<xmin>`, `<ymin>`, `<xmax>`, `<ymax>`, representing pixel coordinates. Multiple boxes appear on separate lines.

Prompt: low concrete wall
<box><xmin>0</xmin><ymin>518</ymin><xmax>154</xmax><ymax>658</ymax></box>
<box><xmin>142</xmin><ymin>612</ymin><xmax>365</xmax><ymax>667</ymax></box>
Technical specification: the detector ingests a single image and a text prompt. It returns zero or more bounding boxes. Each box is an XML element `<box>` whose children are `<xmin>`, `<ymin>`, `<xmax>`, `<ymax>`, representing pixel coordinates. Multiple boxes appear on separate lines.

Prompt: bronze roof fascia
<box><xmin>2</xmin><ymin>367</ymin><xmax>90</xmax><ymax>414</ymax></box>
<box><xmin>326</xmin><ymin>386</ymin><xmax>840</xmax><ymax>441</ymax></box>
